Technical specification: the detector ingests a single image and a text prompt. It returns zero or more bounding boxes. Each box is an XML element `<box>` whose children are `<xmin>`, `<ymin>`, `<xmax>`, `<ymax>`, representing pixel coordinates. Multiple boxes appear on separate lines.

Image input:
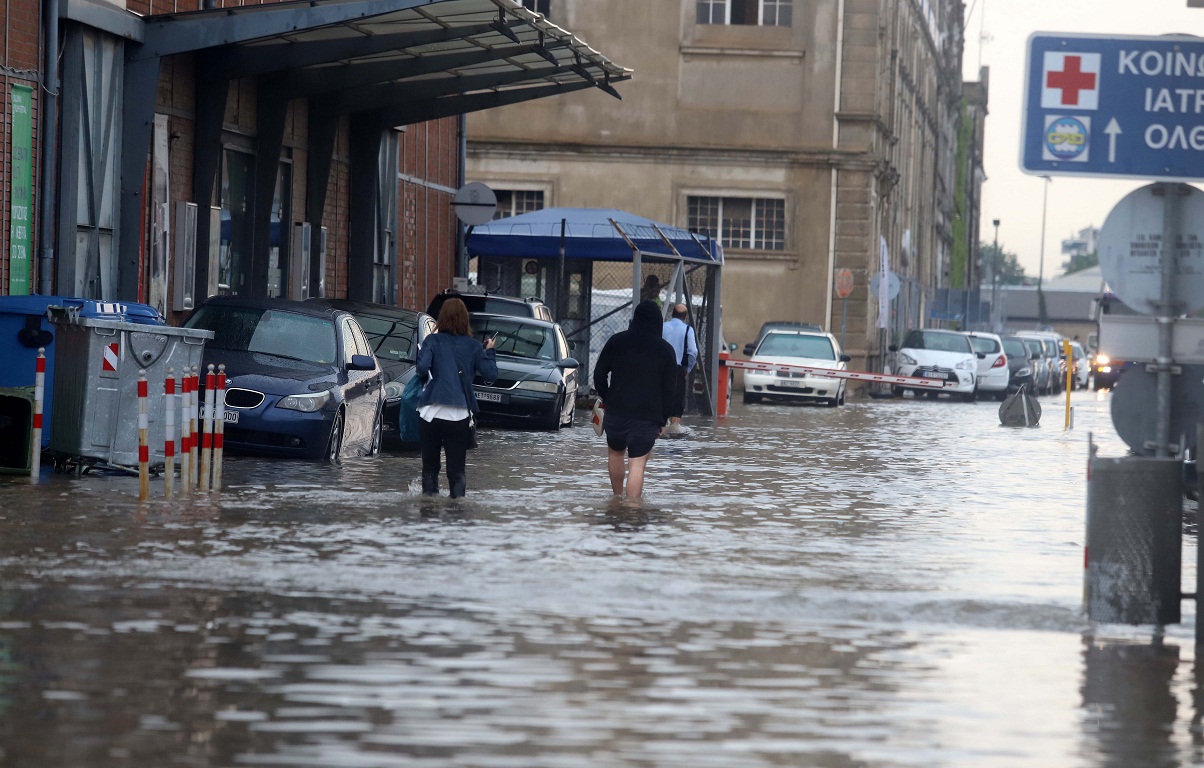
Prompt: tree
<box><xmin>978</xmin><ymin>242</ymin><xmax>1029</xmax><ymax>286</ymax></box>
<box><xmin>1062</xmin><ymin>250</ymin><xmax>1098</xmax><ymax>275</ymax></box>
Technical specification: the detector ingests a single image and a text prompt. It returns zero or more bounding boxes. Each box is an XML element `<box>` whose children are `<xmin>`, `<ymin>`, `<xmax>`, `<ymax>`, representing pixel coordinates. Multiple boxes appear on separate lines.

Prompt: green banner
<box><xmin>9</xmin><ymin>85</ymin><xmax>32</xmax><ymax>295</ymax></box>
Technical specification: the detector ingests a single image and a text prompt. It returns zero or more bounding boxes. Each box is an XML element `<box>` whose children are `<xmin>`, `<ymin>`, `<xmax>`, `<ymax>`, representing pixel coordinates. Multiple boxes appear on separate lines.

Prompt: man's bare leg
<box><xmin>624</xmin><ymin>452</ymin><xmax>652</xmax><ymax>498</ymax></box>
<box><xmin>607</xmin><ymin>448</ymin><xmax>627</xmax><ymax>496</ymax></box>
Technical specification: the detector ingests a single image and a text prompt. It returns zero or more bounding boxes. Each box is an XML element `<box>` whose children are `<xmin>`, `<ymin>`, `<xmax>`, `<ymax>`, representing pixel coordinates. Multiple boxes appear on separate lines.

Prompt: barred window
<box><xmin>696</xmin><ymin>0</ymin><xmax>792</xmax><ymax>26</ymax></box>
<box><xmin>521</xmin><ymin>0</ymin><xmax>550</xmax><ymax>17</ymax></box>
<box><xmin>688</xmin><ymin>196</ymin><xmax>785</xmax><ymax>251</ymax></box>
<box><xmin>493</xmin><ymin>190</ymin><xmax>544</xmax><ymax>220</ymax></box>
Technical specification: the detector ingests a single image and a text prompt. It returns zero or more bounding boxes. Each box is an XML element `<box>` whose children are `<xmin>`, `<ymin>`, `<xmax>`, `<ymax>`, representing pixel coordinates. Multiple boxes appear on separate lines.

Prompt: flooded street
<box><xmin>0</xmin><ymin>389</ymin><xmax>1198</xmax><ymax>767</ymax></box>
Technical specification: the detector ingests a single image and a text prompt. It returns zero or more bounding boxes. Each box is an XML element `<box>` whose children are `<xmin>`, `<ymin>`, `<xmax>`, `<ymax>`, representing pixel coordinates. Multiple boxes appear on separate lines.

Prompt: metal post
<box><xmin>213</xmin><ymin>364</ymin><xmax>226</xmax><ymax>493</ymax></box>
<box><xmin>179</xmin><ymin>373</ymin><xmax>191</xmax><ymax>494</ymax></box>
<box><xmin>991</xmin><ymin>218</ymin><xmax>1000</xmax><ymax>331</ymax></box>
<box><xmin>840</xmin><ymin>297</ymin><xmax>848</xmax><ymax>349</ymax></box>
<box><xmin>164</xmin><ymin>369</ymin><xmax>175</xmax><ymax>498</ymax></box>
<box><xmin>137</xmin><ymin>370</ymin><xmax>149</xmax><ymax>502</ymax></box>
<box><xmin>1037</xmin><ymin>176</ymin><xmax>1051</xmax><ymax>328</ymax></box>
<box><xmin>1154</xmin><ymin>183</ymin><xmax>1181</xmax><ymax>458</ymax></box>
<box><xmin>30</xmin><ymin>348</ymin><xmax>45</xmax><ymax>483</ymax></box>
<box><xmin>200</xmin><ymin>364</ymin><xmax>215</xmax><ymax>492</ymax></box>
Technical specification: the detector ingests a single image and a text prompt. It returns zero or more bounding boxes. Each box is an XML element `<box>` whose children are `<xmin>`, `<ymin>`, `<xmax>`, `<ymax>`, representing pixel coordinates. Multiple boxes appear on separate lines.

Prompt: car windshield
<box><xmin>471</xmin><ymin>316</ymin><xmax>556</xmax><ymax>361</ymax></box>
<box><xmin>969</xmin><ymin>335</ymin><xmax>1000</xmax><ymax>354</ymax></box>
<box><xmin>186</xmin><ymin>306</ymin><xmax>337</xmax><ymax>364</ymax></box>
<box><xmin>902</xmin><ymin>330</ymin><xmax>972</xmax><ymax>354</ymax></box>
<box><xmin>1003</xmin><ymin>339</ymin><xmax>1029</xmax><ymax>359</ymax></box>
<box><xmin>354</xmin><ymin>313</ymin><xmax>419</xmax><ymax>364</ymax></box>
<box><xmin>757</xmin><ymin>333</ymin><xmax>835</xmax><ymax>360</ymax></box>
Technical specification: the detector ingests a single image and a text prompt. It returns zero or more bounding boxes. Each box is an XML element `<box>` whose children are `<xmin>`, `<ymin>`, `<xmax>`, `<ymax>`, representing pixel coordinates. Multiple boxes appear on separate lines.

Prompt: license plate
<box><xmin>923</xmin><ymin>371</ymin><xmax>945</xmax><ymax>380</ymax></box>
<box><xmin>779</xmin><ymin>380</ymin><xmax>804</xmax><ymax>388</ymax></box>
<box><xmin>476</xmin><ymin>391</ymin><xmax>503</xmax><ymax>403</ymax></box>
<box><xmin>203</xmin><ymin>406</ymin><xmax>240</xmax><ymax>424</ymax></box>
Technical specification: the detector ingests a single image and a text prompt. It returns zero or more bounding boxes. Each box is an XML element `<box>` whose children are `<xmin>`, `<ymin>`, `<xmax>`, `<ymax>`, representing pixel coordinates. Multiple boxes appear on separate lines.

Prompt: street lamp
<box><xmin>1037</xmin><ymin>176</ymin><xmax>1052</xmax><ymax>328</ymax></box>
<box><xmin>991</xmin><ymin>219</ymin><xmax>1001</xmax><ymax>330</ymax></box>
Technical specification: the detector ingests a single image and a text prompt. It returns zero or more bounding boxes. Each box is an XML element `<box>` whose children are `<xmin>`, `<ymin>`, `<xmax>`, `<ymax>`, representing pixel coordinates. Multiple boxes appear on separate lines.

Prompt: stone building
<box><xmin>467</xmin><ymin>0</ymin><xmax>984</xmax><ymax>375</ymax></box>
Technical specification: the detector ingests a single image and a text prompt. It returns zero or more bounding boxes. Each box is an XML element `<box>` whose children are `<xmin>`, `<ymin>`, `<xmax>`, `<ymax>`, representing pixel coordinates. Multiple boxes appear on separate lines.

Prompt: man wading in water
<box><xmin>592</xmin><ymin>299</ymin><xmax>677</xmax><ymax>498</ymax></box>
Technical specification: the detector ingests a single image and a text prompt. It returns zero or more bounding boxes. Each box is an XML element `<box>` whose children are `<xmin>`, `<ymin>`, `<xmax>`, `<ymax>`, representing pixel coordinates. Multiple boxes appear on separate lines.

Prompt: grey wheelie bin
<box><xmin>47</xmin><ymin>305</ymin><xmax>212</xmax><ymax>469</ymax></box>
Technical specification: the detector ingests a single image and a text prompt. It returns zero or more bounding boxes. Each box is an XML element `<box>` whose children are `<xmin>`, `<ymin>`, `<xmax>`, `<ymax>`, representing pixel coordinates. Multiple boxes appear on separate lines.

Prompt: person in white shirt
<box><xmin>661</xmin><ymin>303</ymin><xmax>698</xmax><ymax>435</ymax></box>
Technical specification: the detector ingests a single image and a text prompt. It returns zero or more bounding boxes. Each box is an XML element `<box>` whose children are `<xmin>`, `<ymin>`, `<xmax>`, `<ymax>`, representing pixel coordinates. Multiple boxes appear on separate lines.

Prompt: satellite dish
<box><xmin>453</xmin><ymin>182</ymin><xmax>498</xmax><ymax>226</ymax></box>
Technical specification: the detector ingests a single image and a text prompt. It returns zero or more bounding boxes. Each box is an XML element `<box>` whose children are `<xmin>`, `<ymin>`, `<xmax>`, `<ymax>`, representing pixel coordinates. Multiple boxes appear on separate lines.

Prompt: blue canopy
<box><xmin>466</xmin><ymin>207</ymin><xmax>722</xmax><ymax>264</ymax></box>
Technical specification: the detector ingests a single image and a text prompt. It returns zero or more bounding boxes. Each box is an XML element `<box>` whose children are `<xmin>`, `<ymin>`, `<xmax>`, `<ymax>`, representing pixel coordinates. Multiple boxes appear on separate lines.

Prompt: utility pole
<box><xmin>1037</xmin><ymin>176</ymin><xmax>1051</xmax><ymax>328</ymax></box>
<box><xmin>991</xmin><ymin>218</ymin><xmax>1000</xmax><ymax>331</ymax></box>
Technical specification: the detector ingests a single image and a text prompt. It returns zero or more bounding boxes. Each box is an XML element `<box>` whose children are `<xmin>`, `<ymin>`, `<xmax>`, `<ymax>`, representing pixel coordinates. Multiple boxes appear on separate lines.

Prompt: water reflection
<box><xmin>1081</xmin><ymin>636</ymin><xmax>1181</xmax><ymax>768</ymax></box>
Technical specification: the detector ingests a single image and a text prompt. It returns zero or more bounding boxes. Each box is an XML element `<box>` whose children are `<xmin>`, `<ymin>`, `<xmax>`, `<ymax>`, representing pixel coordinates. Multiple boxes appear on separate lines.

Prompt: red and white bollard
<box><xmin>30</xmin><ymin>347</ymin><xmax>45</xmax><ymax>483</ymax></box>
<box><xmin>137</xmin><ymin>370</ymin><xmax>149</xmax><ymax>502</ymax></box>
<box><xmin>164</xmin><ymin>368</ymin><xmax>176</xmax><ymax>498</ymax></box>
<box><xmin>179</xmin><ymin>371</ymin><xmax>192</xmax><ymax>494</ymax></box>
<box><xmin>200</xmin><ymin>364</ymin><xmax>215</xmax><ymax>493</ymax></box>
<box><xmin>189</xmin><ymin>366</ymin><xmax>200</xmax><ymax>489</ymax></box>
<box><xmin>213</xmin><ymin>364</ymin><xmax>227</xmax><ymax>493</ymax></box>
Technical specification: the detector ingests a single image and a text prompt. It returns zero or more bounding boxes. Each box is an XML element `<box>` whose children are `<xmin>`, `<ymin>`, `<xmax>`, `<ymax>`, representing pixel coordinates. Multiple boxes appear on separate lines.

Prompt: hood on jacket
<box><xmin>631</xmin><ymin>299</ymin><xmax>664</xmax><ymax>335</ymax></box>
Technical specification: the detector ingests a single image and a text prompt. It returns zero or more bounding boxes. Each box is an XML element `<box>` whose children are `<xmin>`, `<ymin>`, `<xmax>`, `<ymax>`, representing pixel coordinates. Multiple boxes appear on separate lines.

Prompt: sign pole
<box><xmin>840</xmin><ymin>297</ymin><xmax>848</xmax><ymax>349</ymax></box>
<box><xmin>1154</xmin><ymin>183</ymin><xmax>1181</xmax><ymax>458</ymax></box>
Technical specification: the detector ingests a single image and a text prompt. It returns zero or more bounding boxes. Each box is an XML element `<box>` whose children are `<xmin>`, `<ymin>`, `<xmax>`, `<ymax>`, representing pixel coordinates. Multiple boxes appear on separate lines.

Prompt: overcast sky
<box><xmin>962</xmin><ymin>0</ymin><xmax>1203</xmax><ymax>279</ymax></box>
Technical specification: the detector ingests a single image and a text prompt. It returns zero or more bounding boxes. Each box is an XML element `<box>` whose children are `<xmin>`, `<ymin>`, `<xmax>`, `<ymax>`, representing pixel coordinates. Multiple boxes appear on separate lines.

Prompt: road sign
<box><xmin>1098</xmin><ymin>183</ymin><xmax>1204</xmax><ymax>314</ymax></box>
<box><xmin>453</xmin><ymin>182</ymin><xmax>497</xmax><ymax>226</ymax></box>
<box><xmin>869</xmin><ymin>270</ymin><xmax>900</xmax><ymax>299</ymax></box>
<box><xmin>834</xmin><ymin>268</ymin><xmax>854</xmax><ymax>299</ymax></box>
<box><xmin>1021</xmin><ymin>33</ymin><xmax>1204</xmax><ymax>181</ymax></box>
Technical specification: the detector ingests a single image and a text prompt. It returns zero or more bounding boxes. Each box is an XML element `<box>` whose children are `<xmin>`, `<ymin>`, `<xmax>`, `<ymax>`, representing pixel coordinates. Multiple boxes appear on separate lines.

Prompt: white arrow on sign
<box><xmin>1104</xmin><ymin>118</ymin><xmax>1121</xmax><ymax>163</ymax></box>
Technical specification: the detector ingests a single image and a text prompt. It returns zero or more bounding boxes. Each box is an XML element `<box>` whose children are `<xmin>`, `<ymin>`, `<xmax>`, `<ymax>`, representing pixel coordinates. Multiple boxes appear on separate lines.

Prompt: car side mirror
<box><xmin>557</xmin><ymin>357</ymin><xmax>579</xmax><ymax>369</ymax></box>
<box><xmin>743</xmin><ymin>343</ymin><xmax>755</xmax><ymax>356</ymax></box>
<box><xmin>839</xmin><ymin>354</ymin><xmax>852</xmax><ymax>363</ymax></box>
<box><xmin>888</xmin><ymin>344</ymin><xmax>898</xmax><ymax>352</ymax></box>
<box><xmin>348</xmin><ymin>354</ymin><xmax>376</xmax><ymax>371</ymax></box>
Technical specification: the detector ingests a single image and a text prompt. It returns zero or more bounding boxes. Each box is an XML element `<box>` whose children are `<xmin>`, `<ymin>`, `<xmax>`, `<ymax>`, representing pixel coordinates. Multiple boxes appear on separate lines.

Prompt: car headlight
<box><xmin>1016</xmin><ymin>367</ymin><xmax>1032</xmax><ymax>377</ymax></box>
<box><xmin>955</xmin><ymin>359</ymin><xmax>974</xmax><ymax>370</ymax></box>
<box><xmin>1095</xmin><ymin>354</ymin><xmax>1110</xmax><ymax>365</ymax></box>
<box><xmin>898</xmin><ymin>352</ymin><xmax>917</xmax><ymax>365</ymax></box>
<box><xmin>514</xmin><ymin>380</ymin><xmax>560</xmax><ymax>393</ymax></box>
<box><xmin>276</xmin><ymin>391</ymin><xmax>331</xmax><ymax>413</ymax></box>
<box><xmin>384</xmin><ymin>381</ymin><xmax>404</xmax><ymax>401</ymax></box>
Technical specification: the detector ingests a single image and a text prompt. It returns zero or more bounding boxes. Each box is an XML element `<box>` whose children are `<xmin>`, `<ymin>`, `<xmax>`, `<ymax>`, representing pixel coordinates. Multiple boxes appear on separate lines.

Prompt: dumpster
<box><xmin>0</xmin><ymin>386</ymin><xmax>34</xmax><ymax>474</ymax></box>
<box><xmin>0</xmin><ymin>296</ymin><xmax>165</xmax><ymax>450</ymax></box>
<box><xmin>47</xmin><ymin>305</ymin><xmax>211</xmax><ymax>468</ymax></box>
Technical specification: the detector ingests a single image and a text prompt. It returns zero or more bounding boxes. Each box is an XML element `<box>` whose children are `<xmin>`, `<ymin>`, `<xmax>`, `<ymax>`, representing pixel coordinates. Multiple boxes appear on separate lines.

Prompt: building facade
<box><xmin>467</xmin><ymin>0</ymin><xmax>981</xmax><ymax>373</ymax></box>
<box><xmin>0</xmin><ymin>0</ymin><xmax>627</xmax><ymax>325</ymax></box>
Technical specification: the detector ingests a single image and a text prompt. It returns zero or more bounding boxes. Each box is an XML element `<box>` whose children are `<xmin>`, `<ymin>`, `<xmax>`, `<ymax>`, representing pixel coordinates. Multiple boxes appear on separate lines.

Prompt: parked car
<box><xmin>1014</xmin><ymin>335</ymin><xmax>1053</xmax><ymax>395</ymax></box>
<box><xmin>966</xmin><ymin>331</ymin><xmax>1010</xmax><ymax>401</ymax></box>
<box><xmin>743</xmin><ymin>321</ymin><xmax>825</xmax><ymax>355</ymax></box>
<box><xmin>889</xmin><ymin>329</ymin><xmax>979</xmax><ymax>402</ymax></box>
<box><xmin>1016</xmin><ymin>331</ymin><xmax>1065</xmax><ymax>395</ymax></box>
<box><xmin>309</xmin><ymin>299</ymin><xmax>435</xmax><ymax>449</ymax></box>
<box><xmin>742</xmin><ymin>328</ymin><xmax>851</xmax><ymax>407</ymax></box>
<box><xmin>467</xmin><ymin>313</ymin><xmax>579</xmax><ymax>429</ymax></box>
<box><xmin>183</xmin><ymin>297</ymin><xmax>385</xmax><ymax>462</ymax></box>
<box><xmin>1068</xmin><ymin>340</ymin><xmax>1090</xmax><ymax>390</ymax></box>
<box><xmin>428</xmin><ymin>288</ymin><xmax>553</xmax><ymax>322</ymax></box>
<box><xmin>1000</xmin><ymin>335</ymin><xmax>1037</xmax><ymax>395</ymax></box>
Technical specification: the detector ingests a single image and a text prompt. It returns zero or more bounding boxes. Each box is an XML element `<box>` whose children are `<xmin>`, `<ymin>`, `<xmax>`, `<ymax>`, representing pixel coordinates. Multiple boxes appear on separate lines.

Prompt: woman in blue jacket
<box><xmin>415</xmin><ymin>298</ymin><xmax>498</xmax><ymax>497</ymax></box>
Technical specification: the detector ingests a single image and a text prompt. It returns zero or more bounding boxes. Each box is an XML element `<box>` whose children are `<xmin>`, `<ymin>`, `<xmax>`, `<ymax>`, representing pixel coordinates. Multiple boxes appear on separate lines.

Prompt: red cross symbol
<box><xmin>1046</xmin><ymin>55</ymin><xmax>1097</xmax><ymax>106</ymax></box>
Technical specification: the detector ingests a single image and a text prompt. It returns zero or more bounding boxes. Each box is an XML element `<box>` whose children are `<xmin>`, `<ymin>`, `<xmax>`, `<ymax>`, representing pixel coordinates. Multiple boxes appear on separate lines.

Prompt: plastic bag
<box><xmin>591</xmin><ymin>400</ymin><xmax>605</xmax><ymax>436</ymax></box>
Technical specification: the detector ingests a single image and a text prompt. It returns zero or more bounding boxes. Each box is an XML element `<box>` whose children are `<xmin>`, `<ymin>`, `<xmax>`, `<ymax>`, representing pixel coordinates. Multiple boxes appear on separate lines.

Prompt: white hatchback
<box><xmin>966</xmin><ymin>331</ymin><xmax>1010</xmax><ymax>400</ymax></box>
<box><xmin>743</xmin><ymin>329</ymin><xmax>851</xmax><ymax>407</ymax></box>
<box><xmin>890</xmin><ymin>329</ymin><xmax>980</xmax><ymax>402</ymax></box>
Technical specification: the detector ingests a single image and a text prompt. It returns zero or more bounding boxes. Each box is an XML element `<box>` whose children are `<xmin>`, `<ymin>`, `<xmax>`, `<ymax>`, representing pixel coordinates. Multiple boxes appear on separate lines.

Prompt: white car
<box><xmin>1069</xmin><ymin>340</ymin><xmax>1090</xmax><ymax>390</ymax></box>
<box><xmin>742</xmin><ymin>329</ymin><xmax>851</xmax><ymax>407</ymax></box>
<box><xmin>890</xmin><ymin>329</ymin><xmax>979</xmax><ymax>402</ymax></box>
<box><xmin>966</xmin><ymin>331</ymin><xmax>1010</xmax><ymax>401</ymax></box>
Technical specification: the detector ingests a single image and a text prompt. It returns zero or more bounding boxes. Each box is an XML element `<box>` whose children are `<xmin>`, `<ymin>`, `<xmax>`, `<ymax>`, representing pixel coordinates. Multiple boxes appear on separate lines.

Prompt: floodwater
<box><xmin>0</xmin><ymin>389</ymin><xmax>1198</xmax><ymax>767</ymax></box>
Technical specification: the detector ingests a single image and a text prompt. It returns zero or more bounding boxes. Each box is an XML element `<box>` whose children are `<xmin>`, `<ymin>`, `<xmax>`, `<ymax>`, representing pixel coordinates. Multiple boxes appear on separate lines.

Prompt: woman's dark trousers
<box><xmin>419</xmin><ymin>417</ymin><xmax>472</xmax><ymax>498</ymax></box>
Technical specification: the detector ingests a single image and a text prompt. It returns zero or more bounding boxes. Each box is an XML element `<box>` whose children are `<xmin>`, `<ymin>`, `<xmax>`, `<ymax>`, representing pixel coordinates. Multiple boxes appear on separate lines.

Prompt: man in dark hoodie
<box><xmin>593</xmin><ymin>299</ymin><xmax>678</xmax><ymax>498</ymax></box>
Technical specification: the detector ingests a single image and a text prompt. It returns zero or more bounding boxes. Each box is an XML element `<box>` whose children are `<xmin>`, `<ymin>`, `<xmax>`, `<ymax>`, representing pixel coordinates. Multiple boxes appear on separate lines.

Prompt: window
<box><xmin>521</xmin><ymin>0</ymin><xmax>550</xmax><ymax>17</ymax></box>
<box><xmin>687</xmin><ymin>195</ymin><xmax>786</xmax><ymax>251</ymax></box>
<box><xmin>493</xmin><ymin>189</ymin><xmax>545</xmax><ymax>220</ymax></box>
<box><xmin>696</xmin><ymin>0</ymin><xmax>792</xmax><ymax>26</ymax></box>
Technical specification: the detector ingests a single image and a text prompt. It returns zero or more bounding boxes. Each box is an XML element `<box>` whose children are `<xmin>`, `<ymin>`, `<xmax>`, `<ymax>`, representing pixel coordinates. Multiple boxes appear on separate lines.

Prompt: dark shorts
<box><xmin>603</xmin><ymin>413</ymin><xmax>661</xmax><ymax>458</ymax></box>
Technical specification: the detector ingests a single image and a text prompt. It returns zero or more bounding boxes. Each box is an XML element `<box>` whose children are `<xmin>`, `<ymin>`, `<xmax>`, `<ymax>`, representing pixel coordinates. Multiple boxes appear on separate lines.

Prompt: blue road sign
<box><xmin>1021</xmin><ymin>33</ymin><xmax>1204</xmax><ymax>181</ymax></box>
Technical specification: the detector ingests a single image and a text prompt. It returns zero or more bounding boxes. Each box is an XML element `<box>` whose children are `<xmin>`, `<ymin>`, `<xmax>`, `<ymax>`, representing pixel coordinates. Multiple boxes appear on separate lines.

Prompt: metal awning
<box><xmin>133</xmin><ymin>0</ymin><xmax>631</xmax><ymax>128</ymax></box>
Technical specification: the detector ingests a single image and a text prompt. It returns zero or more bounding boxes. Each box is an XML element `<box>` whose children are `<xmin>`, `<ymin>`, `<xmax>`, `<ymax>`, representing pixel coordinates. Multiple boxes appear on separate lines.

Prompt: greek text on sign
<box><xmin>101</xmin><ymin>342</ymin><xmax>120</xmax><ymax>373</ymax></box>
<box><xmin>1022</xmin><ymin>33</ymin><xmax>1204</xmax><ymax>181</ymax></box>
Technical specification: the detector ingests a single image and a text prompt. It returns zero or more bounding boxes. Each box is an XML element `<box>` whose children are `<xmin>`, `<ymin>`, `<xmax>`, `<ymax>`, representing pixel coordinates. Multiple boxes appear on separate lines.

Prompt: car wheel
<box><xmin>743</xmin><ymin>392</ymin><xmax>761</xmax><ymax>405</ymax></box>
<box><xmin>962</xmin><ymin>389</ymin><xmax>977</xmax><ymax>403</ymax></box>
<box><xmin>543</xmin><ymin>395</ymin><xmax>564</xmax><ymax>431</ymax></box>
<box><xmin>822</xmin><ymin>397</ymin><xmax>838</xmax><ymax>408</ymax></box>
<box><xmin>890</xmin><ymin>385</ymin><xmax>903</xmax><ymax>397</ymax></box>
<box><xmin>326</xmin><ymin>410</ymin><xmax>344</xmax><ymax>464</ymax></box>
<box><xmin>368</xmin><ymin>408</ymin><xmax>383</xmax><ymax>456</ymax></box>
<box><xmin>837</xmin><ymin>386</ymin><xmax>846</xmax><ymax>406</ymax></box>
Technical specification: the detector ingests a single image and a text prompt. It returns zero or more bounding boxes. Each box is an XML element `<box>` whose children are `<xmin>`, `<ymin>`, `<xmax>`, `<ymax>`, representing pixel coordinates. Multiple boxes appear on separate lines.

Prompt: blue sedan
<box><xmin>184</xmin><ymin>297</ymin><xmax>385</xmax><ymax>462</ymax></box>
